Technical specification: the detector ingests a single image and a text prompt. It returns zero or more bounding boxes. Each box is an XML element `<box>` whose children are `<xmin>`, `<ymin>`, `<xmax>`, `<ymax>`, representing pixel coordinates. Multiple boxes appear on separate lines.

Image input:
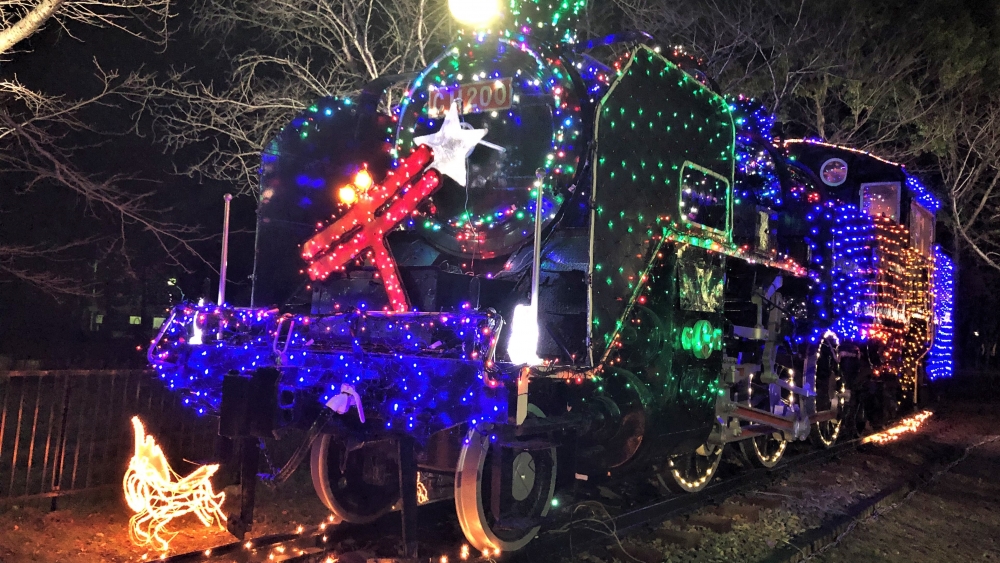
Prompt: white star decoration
<box><xmin>414</xmin><ymin>101</ymin><xmax>488</xmax><ymax>187</ymax></box>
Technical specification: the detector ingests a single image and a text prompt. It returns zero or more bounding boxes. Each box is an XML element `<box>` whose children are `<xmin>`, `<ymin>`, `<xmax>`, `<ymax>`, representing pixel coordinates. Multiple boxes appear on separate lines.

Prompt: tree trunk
<box><xmin>0</xmin><ymin>0</ymin><xmax>67</xmax><ymax>55</ymax></box>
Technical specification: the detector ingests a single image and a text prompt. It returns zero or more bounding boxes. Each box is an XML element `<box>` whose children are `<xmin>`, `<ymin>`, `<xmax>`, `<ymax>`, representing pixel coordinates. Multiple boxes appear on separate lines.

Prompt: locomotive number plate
<box><xmin>428</xmin><ymin>78</ymin><xmax>513</xmax><ymax>118</ymax></box>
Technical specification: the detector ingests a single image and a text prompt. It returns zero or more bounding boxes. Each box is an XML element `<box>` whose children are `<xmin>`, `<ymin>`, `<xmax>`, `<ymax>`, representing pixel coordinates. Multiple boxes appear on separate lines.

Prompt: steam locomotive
<box><xmin>148</xmin><ymin>0</ymin><xmax>953</xmax><ymax>553</ymax></box>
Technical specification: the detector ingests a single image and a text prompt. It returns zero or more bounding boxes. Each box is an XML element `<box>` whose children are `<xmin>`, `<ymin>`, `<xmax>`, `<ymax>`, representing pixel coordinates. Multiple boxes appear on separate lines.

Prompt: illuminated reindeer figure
<box><xmin>124</xmin><ymin>416</ymin><xmax>226</xmax><ymax>552</ymax></box>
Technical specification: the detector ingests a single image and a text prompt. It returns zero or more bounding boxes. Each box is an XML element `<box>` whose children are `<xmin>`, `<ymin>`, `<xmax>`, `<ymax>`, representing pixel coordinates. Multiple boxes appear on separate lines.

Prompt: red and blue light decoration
<box><xmin>302</xmin><ymin>146</ymin><xmax>441</xmax><ymax>312</ymax></box>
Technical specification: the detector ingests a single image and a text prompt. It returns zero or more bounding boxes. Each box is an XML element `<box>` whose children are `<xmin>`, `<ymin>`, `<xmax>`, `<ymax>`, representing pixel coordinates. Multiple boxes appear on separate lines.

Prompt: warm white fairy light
<box><xmin>124</xmin><ymin>417</ymin><xmax>226</xmax><ymax>552</ymax></box>
<box><xmin>862</xmin><ymin>411</ymin><xmax>932</xmax><ymax>444</ymax></box>
<box><xmin>448</xmin><ymin>0</ymin><xmax>501</xmax><ymax>27</ymax></box>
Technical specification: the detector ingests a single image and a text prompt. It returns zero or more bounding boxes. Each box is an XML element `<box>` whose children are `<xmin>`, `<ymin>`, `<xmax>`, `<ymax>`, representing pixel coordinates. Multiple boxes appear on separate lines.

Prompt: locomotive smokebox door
<box><xmin>590</xmin><ymin>46</ymin><xmax>735</xmax><ymax>461</ymax></box>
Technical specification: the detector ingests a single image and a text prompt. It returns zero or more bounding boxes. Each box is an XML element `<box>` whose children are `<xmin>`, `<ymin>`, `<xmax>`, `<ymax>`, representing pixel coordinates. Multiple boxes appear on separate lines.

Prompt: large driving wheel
<box><xmin>740</xmin><ymin>347</ymin><xmax>791</xmax><ymax>468</ymax></box>
<box><xmin>664</xmin><ymin>442</ymin><xmax>724</xmax><ymax>493</ymax></box>
<box><xmin>739</xmin><ymin>431</ymin><xmax>787</xmax><ymax>469</ymax></box>
<box><xmin>808</xmin><ymin>333</ymin><xmax>843</xmax><ymax>448</ymax></box>
<box><xmin>310</xmin><ymin>436</ymin><xmax>400</xmax><ymax>524</ymax></box>
<box><xmin>455</xmin><ymin>406</ymin><xmax>557</xmax><ymax>553</ymax></box>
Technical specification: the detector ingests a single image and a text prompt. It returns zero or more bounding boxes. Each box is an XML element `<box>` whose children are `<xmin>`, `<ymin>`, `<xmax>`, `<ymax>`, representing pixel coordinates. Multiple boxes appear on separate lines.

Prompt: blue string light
<box><xmin>149</xmin><ymin>304</ymin><xmax>511</xmax><ymax>441</ymax></box>
<box><xmin>928</xmin><ymin>246</ymin><xmax>954</xmax><ymax>379</ymax></box>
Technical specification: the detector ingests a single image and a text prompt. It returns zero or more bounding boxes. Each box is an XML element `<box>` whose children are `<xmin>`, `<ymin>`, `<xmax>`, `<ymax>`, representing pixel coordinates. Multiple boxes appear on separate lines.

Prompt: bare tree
<box><xmin>134</xmin><ymin>0</ymin><xmax>451</xmax><ymax>193</ymax></box>
<box><xmin>933</xmin><ymin>97</ymin><xmax>1000</xmax><ymax>270</ymax></box>
<box><xmin>0</xmin><ymin>0</ymin><xmax>195</xmax><ymax>295</ymax></box>
<box><xmin>613</xmin><ymin>0</ymin><xmax>973</xmax><ymax>161</ymax></box>
<box><xmin>0</xmin><ymin>240</ymin><xmax>96</xmax><ymax>296</ymax></box>
<box><xmin>612</xmin><ymin>0</ymin><xmax>841</xmax><ymax>115</ymax></box>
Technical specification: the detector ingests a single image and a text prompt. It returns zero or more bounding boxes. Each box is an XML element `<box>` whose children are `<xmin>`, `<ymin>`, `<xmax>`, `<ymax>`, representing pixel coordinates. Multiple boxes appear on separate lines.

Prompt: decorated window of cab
<box><xmin>910</xmin><ymin>201</ymin><xmax>934</xmax><ymax>257</ymax></box>
<box><xmin>861</xmin><ymin>182</ymin><xmax>900</xmax><ymax>221</ymax></box>
<box><xmin>679</xmin><ymin>161</ymin><xmax>730</xmax><ymax>237</ymax></box>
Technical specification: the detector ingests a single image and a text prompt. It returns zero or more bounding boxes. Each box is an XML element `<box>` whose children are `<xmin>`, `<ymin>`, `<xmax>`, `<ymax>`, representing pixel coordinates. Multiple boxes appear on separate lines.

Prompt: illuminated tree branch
<box><xmin>0</xmin><ymin>0</ymin><xmax>171</xmax><ymax>55</ymax></box>
<box><xmin>0</xmin><ymin>240</ymin><xmax>96</xmax><ymax>297</ymax></box>
<box><xmin>0</xmin><ymin>1</ymin><xmax>211</xmax><ymax>294</ymax></box>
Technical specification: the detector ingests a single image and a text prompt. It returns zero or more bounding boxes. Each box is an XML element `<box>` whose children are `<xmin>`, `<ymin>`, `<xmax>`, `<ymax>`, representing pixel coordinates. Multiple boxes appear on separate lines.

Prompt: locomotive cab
<box><xmin>783</xmin><ymin>140</ymin><xmax>939</xmax><ymax>411</ymax></box>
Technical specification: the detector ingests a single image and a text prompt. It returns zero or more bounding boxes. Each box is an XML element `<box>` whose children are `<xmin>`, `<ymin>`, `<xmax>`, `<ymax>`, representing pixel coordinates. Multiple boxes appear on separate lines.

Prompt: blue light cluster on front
<box><xmin>830</xmin><ymin>205</ymin><xmax>878</xmax><ymax>341</ymax></box>
<box><xmin>927</xmin><ymin>247</ymin><xmax>954</xmax><ymax>379</ymax></box>
<box><xmin>149</xmin><ymin>304</ymin><xmax>511</xmax><ymax>441</ymax></box>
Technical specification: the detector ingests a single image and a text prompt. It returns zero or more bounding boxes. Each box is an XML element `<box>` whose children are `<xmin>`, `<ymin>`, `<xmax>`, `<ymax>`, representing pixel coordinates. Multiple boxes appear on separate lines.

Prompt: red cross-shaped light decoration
<box><xmin>301</xmin><ymin>145</ymin><xmax>440</xmax><ymax>312</ymax></box>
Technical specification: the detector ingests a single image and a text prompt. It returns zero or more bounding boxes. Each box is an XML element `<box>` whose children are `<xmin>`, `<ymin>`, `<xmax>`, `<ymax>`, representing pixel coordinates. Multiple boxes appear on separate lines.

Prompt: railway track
<box><xmin>161</xmin><ymin>437</ymin><xmax>864</xmax><ymax>563</ymax></box>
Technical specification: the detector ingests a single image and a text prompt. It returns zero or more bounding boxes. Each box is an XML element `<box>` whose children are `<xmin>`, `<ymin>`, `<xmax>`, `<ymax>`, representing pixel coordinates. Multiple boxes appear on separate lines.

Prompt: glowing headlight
<box><xmin>507</xmin><ymin>303</ymin><xmax>542</xmax><ymax>366</ymax></box>
<box><xmin>448</xmin><ymin>0</ymin><xmax>501</xmax><ymax>27</ymax></box>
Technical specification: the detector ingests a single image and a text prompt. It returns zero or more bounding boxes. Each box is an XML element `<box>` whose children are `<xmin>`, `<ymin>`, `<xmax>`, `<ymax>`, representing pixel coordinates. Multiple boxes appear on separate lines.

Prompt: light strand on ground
<box><xmin>862</xmin><ymin>411</ymin><xmax>933</xmax><ymax>445</ymax></box>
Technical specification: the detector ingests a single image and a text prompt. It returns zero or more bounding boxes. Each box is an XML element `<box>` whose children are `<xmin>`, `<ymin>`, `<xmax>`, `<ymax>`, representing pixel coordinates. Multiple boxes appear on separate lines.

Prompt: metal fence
<box><xmin>0</xmin><ymin>370</ymin><xmax>217</xmax><ymax>506</ymax></box>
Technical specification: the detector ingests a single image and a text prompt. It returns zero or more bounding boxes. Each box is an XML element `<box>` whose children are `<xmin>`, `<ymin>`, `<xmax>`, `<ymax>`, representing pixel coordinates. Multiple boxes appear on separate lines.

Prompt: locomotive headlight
<box><xmin>448</xmin><ymin>0</ymin><xmax>501</xmax><ymax>27</ymax></box>
<box><xmin>337</xmin><ymin>184</ymin><xmax>359</xmax><ymax>206</ymax></box>
<box><xmin>507</xmin><ymin>303</ymin><xmax>542</xmax><ymax>366</ymax></box>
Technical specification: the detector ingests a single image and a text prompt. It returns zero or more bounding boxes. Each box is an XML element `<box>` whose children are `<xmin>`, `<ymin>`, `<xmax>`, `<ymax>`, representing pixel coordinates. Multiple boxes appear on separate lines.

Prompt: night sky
<box><xmin>0</xmin><ymin>11</ymin><xmax>257</xmax><ymax>365</ymax></box>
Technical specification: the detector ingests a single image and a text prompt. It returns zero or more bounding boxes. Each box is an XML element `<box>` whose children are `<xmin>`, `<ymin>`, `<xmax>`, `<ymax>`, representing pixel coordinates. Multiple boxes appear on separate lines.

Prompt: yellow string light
<box><xmin>124</xmin><ymin>417</ymin><xmax>226</xmax><ymax>552</ymax></box>
<box><xmin>862</xmin><ymin>411</ymin><xmax>932</xmax><ymax>444</ymax></box>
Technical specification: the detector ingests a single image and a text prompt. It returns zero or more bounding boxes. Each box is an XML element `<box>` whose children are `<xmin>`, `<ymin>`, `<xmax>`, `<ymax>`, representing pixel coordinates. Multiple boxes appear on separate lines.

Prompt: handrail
<box><xmin>147</xmin><ymin>309</ymin><xmax>179</xmax><ymax>364</ymax></box>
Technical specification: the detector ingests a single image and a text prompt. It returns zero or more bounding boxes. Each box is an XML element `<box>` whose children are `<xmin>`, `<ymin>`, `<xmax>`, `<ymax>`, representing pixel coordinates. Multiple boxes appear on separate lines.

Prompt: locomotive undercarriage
<box><xmin>204</xmin><ymin>254</ymin><xmax>869</xmax><ymax>554</ymax></box>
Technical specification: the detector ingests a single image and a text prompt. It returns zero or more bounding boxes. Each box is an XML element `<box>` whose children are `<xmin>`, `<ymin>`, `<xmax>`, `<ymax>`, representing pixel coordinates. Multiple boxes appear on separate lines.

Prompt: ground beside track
<box><xmin>559</xmin><ymin>377</ymin><xmax>1000</xmax><ymax>563</ymax></box>
<box><xmin>0</xmin><ymin>454</ymin><xmax>334</xmax><ymax>562</ymax></box>
<box><xmin>808</xmin><ymin>378</ymin><xmax>1000</xmax><ymax>563</ymax></box>
<box><xmin>808</xmin><ymin>431</ymin><xmax>1000</xmax><ymax>563</ymax></box>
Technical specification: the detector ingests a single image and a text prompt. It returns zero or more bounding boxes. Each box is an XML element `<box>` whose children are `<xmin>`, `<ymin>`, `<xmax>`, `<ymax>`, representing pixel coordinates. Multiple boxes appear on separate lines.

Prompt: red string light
<box><xmin>302</xmin><ymin>146</ymin><xmax>441</xmax><ymax>312</ymax></box>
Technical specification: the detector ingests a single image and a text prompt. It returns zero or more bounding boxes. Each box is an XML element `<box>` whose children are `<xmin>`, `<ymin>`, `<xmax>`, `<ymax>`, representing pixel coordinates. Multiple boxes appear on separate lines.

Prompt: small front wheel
<box><xmin>310</xmin><ymin>436</ymin><xmax>400</xmax><ymax>524</ymax></box>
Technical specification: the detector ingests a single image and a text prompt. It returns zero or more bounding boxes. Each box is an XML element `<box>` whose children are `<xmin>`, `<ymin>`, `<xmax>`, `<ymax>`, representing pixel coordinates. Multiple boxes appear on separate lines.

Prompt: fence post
<box><xmin>49</xmin><ymin>377</ymin><xmax>72</xmax><ymax>512</ymax></box>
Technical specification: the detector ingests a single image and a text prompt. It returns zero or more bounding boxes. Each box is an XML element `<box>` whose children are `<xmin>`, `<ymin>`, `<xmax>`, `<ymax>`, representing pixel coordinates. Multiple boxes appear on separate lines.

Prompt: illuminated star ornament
<box><xmin>414</xmin><ymin>101</ymin><xmax>488</xmax><ymax>187</ymax></box>
<box><xmin>303</xmin><ymin>104</ymin><xmax>488</xmax><ymax>312</ymax></box>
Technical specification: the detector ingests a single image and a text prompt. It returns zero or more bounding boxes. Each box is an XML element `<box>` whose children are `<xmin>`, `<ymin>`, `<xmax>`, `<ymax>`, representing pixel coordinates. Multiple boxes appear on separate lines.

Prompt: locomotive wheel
<box><xmin>740</xmin><ymin>352</ymin><xmax>791</xmax><ymax>469</ymax></box>
<box><xmin>809</xmin><ymin>335</ymin><xmax>843</xmax><ymax>448</ymax></box>
<box><xmin>455</xmin><ymin>406</ymin><xmax>557</xmax><ymax>553</ymax></box>
<box><xmin>664</xmin><ymin>443</ymin><xmax>724</xmax><ymax>493</ymax></box>
<box><xmin>739</xmin><ymin>432</ymin><xmax>787</xmax><ymax>469</ymax></box>
<box><xmin>844</xmin><ymin>397</ymin><xmax>868</xmax><ymax>439</ymax></box>
<box><xmin>310</xmin><ymin>435</ymin><xmax>400</xmax><ymax>524</ymax></box>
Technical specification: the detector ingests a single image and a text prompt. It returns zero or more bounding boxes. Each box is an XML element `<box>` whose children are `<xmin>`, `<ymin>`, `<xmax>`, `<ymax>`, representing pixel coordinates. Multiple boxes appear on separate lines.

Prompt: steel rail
<box><xmin>162</xmin><ymin>437</ymin><xmax>861</xmax><ymax>563</ymax></box>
